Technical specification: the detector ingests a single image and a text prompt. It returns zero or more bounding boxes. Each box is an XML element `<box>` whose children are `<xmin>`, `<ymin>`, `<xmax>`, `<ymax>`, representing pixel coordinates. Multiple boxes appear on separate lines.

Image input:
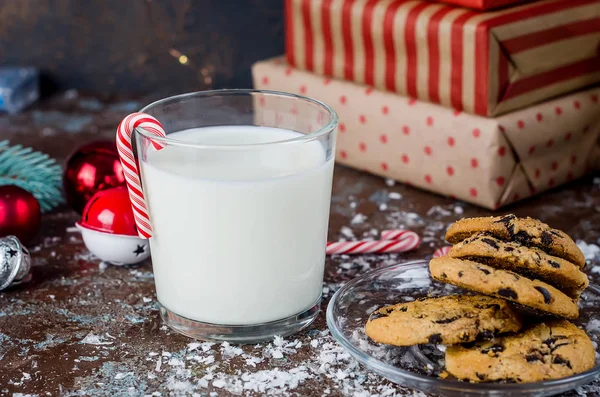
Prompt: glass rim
<box><xmin>136</xmin><ymin>89</ymin><xmax>338</xmax><ymax>150</ymax></box>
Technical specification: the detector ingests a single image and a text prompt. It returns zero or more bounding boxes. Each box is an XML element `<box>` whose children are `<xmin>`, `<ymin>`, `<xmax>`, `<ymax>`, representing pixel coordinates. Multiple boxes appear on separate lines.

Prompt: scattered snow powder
<box><xmin>388</xmin><ymin>192</ymin><xmax>402</xmax><ymax>200</ymax></box>
<box><xmin>426</xmin><ymin>206</ymin><xmax>452</xmax><ymax>217</ymax></box>
<box><xmin>221</xmin><ymin>342</ymin><xmax>244</xmax><ymax>358</ymax></box>
<box><xmin>392</xmin><ymin>267</ymin><xmax>431</xmax><ymax>290</ymax></box>
<box><xmin>187</xmin><ymin>342</ymin><xmax>201</xmax><ymax>352</ymax></box>
<box><xmin>577</xmin><ymin>241</ymin><xmax>600</xmax><ymax>263</ymax></box>
<box><xmin>340</xmin><ymin>226</ymin><xmax>355</xmax><ymax>239</ymax></box>
<box><xmin>351</xmin><ymin>213</ymin><xmax>368</xmax><ymax>225</ymax></box>
<box><xmin>80</xmin><ymin>333</ymin><xmax>113</xmax><ymax>345</ymax></box>
<box><xmin>385</xmin><ymin>211</ymin><xmax>424</xmax><ymax>228</ymax></box>
<box><xmin>586</xmin><ymin>319</ymin><xmax>600</xmax><ymax>334</ymax></box>
<box><xmin>142</xmin><ymin>333</ymin><xmax>413</xmax><ymax>396</ymax></box>
<box><xmin>168</xmin><ymin>358</ymin><xmax>184</xmax><ymax>367</ymax></box>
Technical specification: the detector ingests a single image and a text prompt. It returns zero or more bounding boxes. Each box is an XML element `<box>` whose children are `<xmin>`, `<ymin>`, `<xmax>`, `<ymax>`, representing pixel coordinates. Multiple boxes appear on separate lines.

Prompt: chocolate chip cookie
<box><xmin>445</xmin><ymin>320</ymin><xmax>595</xmax><ymax>383</ymax></box>
<box><xmin>365</xmin><ymin>295</ymin><xmax>522</xmax><ymax>346</ymax></box>
<box><xmin>445</xmin><ymin>215</ymin><xmax>585</xmax><ymax>269</ymax></box>
<box><xmin>429</xmin><ymin>257</ymin><xmax>579</xmax><ymax>319</ymax></box>
<box><xmin>448</xmin><ymin>234</ymin><xmax>589</xmax><ymax>298</ymax></box>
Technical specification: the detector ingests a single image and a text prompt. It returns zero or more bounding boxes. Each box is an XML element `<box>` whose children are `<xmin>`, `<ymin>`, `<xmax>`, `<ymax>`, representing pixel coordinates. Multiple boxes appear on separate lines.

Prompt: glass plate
<box><xmin>326</xmin><ymin>260</ymin><xmax>600</xmax><ymax>397</ymax></box>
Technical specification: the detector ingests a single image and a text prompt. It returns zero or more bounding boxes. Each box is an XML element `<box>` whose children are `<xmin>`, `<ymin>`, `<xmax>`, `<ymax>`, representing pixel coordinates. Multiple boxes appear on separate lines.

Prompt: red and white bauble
<box><xmin>76</xmin><ymin>187</ymin><xmax>150</xmax><ymax>265</ymax></box>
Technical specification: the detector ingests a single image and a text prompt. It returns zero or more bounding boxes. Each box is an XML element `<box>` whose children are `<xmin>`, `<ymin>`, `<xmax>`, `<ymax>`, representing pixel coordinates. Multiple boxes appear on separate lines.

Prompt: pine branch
<box><xmin>0</xmin><ymin>140</ymin><xmax>64</xmax><ymax>212</ymax></box>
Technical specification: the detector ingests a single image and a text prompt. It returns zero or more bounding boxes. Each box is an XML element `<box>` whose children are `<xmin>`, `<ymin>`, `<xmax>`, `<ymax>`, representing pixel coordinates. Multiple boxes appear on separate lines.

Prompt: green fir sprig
<box><xmin>0</xmin><ymin>140</ymin><xmax>64</xmax><ymax>212</ymax></box>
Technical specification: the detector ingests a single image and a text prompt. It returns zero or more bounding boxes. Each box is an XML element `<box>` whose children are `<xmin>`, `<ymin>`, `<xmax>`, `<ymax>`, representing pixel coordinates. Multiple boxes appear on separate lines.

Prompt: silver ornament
<box><xmin>0</xmin><ymin>236</ymin><xmax>31</xmax><ymax>291</ymax></box>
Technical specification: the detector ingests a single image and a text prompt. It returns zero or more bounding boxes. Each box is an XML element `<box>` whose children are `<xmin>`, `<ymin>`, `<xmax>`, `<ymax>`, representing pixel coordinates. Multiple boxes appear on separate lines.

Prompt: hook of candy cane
<box><xmin>385</xmin><ymin>230</ymin><xmax>451</xmax><ymax>257</ymax></box>
<box><xmin>380</xmin><ymin>229</ymin><xmax>416</xmax><ymax>241</ymax></box>
<box><xmin>116</xmin><ymin>112</ymin><xmax>167</xmax><ymax>239</ymax></box>
<box><xmin>433</xmin><ymin>246</ymin><xmax>452</xmax><ymax>258</ymax></box>
<box><xmin>326</xmin><ymin>229</ymin><xmax>420</xmax><ymax>255</ymax></box>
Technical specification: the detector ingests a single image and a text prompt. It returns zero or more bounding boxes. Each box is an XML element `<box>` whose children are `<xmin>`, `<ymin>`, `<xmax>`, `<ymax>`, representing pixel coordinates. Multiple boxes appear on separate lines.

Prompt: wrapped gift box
<box><xmin>253</xmin><ymin>57</ymin><xmax>600</xmax><ymax>209</ymax></box>
<box><xmin>0</xmin><ymin>67</ymin><xmax>39</xmax><ymax>114</ymax></box>
<box><xmin>591</xmin><ymin>138</ymin><xmax>600</xmax><ymax>171</ymax></box>
<box><xmin>285</xmin><ymin>0</ymin><xmax>600</xmax><ymax>116</ymax></box>
<box><xmin>431</xmin><ymin>0</ymin><xmax>530</xmax><ymax>9</ymax></box>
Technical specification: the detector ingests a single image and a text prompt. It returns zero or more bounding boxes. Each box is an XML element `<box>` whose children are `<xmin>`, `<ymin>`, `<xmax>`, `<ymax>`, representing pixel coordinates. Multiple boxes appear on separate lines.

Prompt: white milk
<box><xmin>140</xmin><ymin>126</ymin><xmax>334</xmax><ymax>325</ymax></box>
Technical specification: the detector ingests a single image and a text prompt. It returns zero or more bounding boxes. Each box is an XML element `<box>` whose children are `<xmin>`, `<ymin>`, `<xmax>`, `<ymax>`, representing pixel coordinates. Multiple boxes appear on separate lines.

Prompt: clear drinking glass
<box><xmin>134</xmin><ymin>90</ymin><xmax>337</xmax><ymax>343</ymax></box>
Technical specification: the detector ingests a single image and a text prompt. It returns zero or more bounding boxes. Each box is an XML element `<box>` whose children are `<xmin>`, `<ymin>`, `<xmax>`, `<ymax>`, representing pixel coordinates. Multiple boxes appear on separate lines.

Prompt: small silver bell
<box><xmin>0</xmin><ymin>236</ymin><xmax>31</xmax><ymax>291</ymax></box>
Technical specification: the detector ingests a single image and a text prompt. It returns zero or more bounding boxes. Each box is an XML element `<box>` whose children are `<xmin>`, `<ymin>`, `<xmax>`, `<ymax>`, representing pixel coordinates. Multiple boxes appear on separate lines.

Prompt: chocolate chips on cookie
<box><xmin>445</xmin><ymin>320</ymin><xmax>595</xmax><ymax>383</ymax></box>
<box><xmin>429</xmin><ymin>257</ymin><xmax>579</xmax><ymax>319</ymax></box>
<box><xmin>448</xmin><ymin>234</ymin><xmax>589</xmax><ymax>298</ymax></box>
<box><xmin>365</xmin><ymin>215</ymin><xmax>593</xmax><ymax>384</ymax></box>
<box><xmin>445</xmin><ymin>215</ymin><xmax>585</xmax><ymax>268</ymax></box>
<box><xmin>365</xmin><ymin>295</ymin><xmax>522</xmax><ymax>346</ymax></box>
<box><xmin>429</xmin><ymin>215</ymin><xmax>593</xmax><ymax>383</ymax></box>
<box><xmin>437</xmin><ymin>215</ymin><xmax>587</xmax><ymax>318</ymax></box>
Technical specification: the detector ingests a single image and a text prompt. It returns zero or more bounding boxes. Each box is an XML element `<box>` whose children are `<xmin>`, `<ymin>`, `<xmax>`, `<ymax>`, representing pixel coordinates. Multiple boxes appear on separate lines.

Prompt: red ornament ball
<box><xmin>76</xmin><ymin>187</ymin><xmax>150</xmax><ymax>265</ymax></box>
<box><xmin>79</xmin><ymin>186</ymin><xmax>137</xmax><ymax>236</ymax></box>
<box><xmin>0</xmin><ymin>185</ymin><xmax>41</xmax><ymax>244</ymax></box>
<box><xmin>63</xmin><ymin>141</ymin><xmax>125</xmax><ymax>213</ymax></box>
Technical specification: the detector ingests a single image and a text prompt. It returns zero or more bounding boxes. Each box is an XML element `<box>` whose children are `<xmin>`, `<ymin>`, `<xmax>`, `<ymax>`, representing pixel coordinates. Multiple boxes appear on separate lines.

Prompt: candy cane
<box><xmin>116</xmin><ymin>112</ymin><xmax>166</xmax><ymax>239</ymax></box>
<box><xmin>326</xmin><ymin>230</ymin><xmax>420</xmax><ymax>255</ymax></box>
<box><xmin>381</xmin><ymin>229</ymin><xmax>414</xmax><ymax>241</ymax></box>
<box><xmin>385</xmin><ymin>230</ymin><xmax>450</xmax><ymax>258</ymax></box>
<box><xmin>433</xmin><ymin>246</ymin><xmax>452</xmax><ymax>258</ymax></box>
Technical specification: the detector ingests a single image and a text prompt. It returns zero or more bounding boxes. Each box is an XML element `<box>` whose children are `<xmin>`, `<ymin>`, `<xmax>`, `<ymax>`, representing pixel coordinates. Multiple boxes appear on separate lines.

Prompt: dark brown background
<box><xmin>0</xmin><ymin>0</ymin><xmax>284</xmax><ymax>95</ymax></box>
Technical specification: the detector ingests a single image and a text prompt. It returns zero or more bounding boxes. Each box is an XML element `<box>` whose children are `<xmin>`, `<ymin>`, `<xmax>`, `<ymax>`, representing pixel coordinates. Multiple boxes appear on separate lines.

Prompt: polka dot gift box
<box><xmin>252</xmin><ymin>58</ymin><xmax>600</xmax><ymax>210</ymax></box>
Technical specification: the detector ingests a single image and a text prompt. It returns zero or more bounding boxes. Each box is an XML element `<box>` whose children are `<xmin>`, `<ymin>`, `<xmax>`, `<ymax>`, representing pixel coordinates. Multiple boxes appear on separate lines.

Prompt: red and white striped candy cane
<box><xmin>326</xmin><ymin>230</ymin><xmax>420</xmax><ymax>255</ymax></box>
<box><xmin>380</xmin><ymin>229</ymin><xmax>414</xmax><ymax>241</ymax></box>
<box><xmin>433</xmin><ymin>246</ymin><xmax>452</xmax><ymax>258</ymax></box>
<box><xmin>116</xmin><ymin>112</ymin><xmax>166</xmax><ymax>239</ymax></box>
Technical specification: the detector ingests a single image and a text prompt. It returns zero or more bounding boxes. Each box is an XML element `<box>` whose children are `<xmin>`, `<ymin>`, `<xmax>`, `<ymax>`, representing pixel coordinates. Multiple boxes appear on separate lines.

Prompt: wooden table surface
<box><xmin>1</xmin><ymin>92</ymin><xmax>599</xmax><ymax>396</ymax></box>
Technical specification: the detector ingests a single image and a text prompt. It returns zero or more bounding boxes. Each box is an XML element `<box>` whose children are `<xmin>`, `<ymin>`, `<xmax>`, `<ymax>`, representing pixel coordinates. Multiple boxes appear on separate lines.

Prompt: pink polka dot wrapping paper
<box><xmin>252</xmin><ymin>57</ymin><xmax>600</xmax><ymax>210</ymax></box>
<box><xmin>284</xmin><ymin>0</ymin><xmax>600</xmax><ymax>117</ymax></box>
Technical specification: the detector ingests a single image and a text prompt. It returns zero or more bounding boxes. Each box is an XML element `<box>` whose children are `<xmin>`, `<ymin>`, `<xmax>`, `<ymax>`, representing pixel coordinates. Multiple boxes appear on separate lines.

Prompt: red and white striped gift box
<box><xmin>285</xmin><ymin>0</ymin><xmax>600</xmax><ymax>116</ymax></box>
<box><xmin>252</xmin><ymin>57</ymin><xmax>600</xmax><ymax>209</ymax></box>
<box><xmin>431</xmin><ymin>0</ymin><xmax>530</xmax><ymax>10</ymax></box>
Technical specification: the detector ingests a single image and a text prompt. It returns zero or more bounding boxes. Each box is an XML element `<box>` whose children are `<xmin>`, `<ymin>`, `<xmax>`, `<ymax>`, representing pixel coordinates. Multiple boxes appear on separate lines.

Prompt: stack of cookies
<box><xmin>366</xmin><ymin>214</ymin><xmax>595</xmax><ymax>383</ymax></box>
<box><xmin>431</xmin><ymin>214</ymin><xmax>588</xmax><ymax>319</ymax></box>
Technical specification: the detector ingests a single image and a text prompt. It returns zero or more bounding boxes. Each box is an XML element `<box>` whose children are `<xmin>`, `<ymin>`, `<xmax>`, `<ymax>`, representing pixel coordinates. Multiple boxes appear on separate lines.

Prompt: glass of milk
<box><xmin>134</xmin><ymin>90</ymin><xmax>337</xmax><ymax>343</ymax></box>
